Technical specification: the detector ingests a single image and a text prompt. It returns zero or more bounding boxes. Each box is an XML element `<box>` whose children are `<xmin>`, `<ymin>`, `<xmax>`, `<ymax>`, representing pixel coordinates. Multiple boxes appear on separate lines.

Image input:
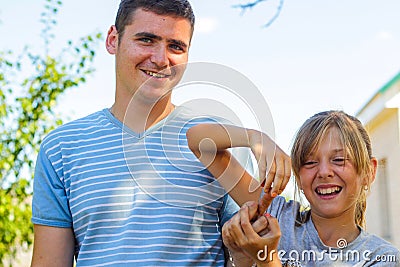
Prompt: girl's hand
<box><xmin>248</xmin><ymin>129</ymin><xmax>291</xmax><ymax>197</ymax></box>
<box><xmin>223</xmin><ymin>201</ymin><xmax>282</xmax><ymax>267</ymax></box>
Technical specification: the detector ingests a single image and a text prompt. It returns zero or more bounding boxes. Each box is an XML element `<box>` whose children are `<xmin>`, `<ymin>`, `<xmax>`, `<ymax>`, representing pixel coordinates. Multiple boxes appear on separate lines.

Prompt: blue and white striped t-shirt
<box><xmin>32</xmin><ymin>107</ymin><xmax>242</xmax><ymax>267</ymax></box>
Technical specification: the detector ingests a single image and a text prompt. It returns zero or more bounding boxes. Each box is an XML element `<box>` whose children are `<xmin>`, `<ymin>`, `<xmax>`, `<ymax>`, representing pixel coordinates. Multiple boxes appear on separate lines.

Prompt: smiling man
<box><xmin>106</xmin><ymin>5</ymin><xmax>191</xmax><ymax>129</ymax></box>
<box><xmin>30</xmin><ymin>1</ymin><xmax>242</xmax><ymax>266</ymax></box>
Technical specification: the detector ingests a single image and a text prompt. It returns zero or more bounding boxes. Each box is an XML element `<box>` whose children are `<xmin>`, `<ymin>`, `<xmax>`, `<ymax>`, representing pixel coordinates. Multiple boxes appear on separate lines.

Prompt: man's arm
<box><xmin>31</xmin><ymin>225</ymin><xmax>75</xmax><ymax>267</ymax></box>
<box><xmin>186</xmin><ymin>123</ymin><xmax>291</xmax><ymax>198</ymax></box>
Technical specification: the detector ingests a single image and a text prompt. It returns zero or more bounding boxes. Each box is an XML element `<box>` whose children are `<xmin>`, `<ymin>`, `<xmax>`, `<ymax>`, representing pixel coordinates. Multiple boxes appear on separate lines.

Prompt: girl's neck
<box><xmin>310</xmin><ymin>212</ymin><xmax>360</xmax><ymax>247</ymax></box>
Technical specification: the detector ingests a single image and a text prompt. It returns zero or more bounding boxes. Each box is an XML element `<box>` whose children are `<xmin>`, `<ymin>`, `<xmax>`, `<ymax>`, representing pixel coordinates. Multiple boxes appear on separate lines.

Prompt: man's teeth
<box><xmin>145</xmin><ymin>70</ymin><xmax>168</xmax><ymax>78</ymax></box>
<box><xmin>317</xmin><ymin>186</ymin><xmax>341</xmax><ymax>195</ymax></box>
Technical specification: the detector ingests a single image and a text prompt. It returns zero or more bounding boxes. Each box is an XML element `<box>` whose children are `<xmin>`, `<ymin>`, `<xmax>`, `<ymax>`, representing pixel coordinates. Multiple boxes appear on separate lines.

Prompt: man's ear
<box><xmin>105</xmin><ymin>25</ymin><xmax>118</xmax><ymax>55</ymax></box>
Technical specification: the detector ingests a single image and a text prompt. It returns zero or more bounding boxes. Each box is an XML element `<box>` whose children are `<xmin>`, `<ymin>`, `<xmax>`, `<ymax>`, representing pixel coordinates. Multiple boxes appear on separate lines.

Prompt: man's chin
<box><xmin>134</xmin><ymin>87</ymin><xmax>171</xmax><ymax>103</ymax></box>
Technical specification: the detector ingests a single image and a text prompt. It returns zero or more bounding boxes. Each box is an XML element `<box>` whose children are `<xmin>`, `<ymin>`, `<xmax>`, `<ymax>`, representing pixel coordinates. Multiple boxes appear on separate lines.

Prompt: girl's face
<box><xmin>298</xmin><ymin>127</ymin><xmax>364</xmax><ymax>221</ymax></box>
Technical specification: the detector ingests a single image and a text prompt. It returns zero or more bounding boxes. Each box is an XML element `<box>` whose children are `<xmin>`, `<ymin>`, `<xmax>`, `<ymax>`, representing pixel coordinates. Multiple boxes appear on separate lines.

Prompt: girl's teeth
<box><xmin>317</xmin><ymin>186</ymin><xmax>340</xmax><ymax>195</ymax></box>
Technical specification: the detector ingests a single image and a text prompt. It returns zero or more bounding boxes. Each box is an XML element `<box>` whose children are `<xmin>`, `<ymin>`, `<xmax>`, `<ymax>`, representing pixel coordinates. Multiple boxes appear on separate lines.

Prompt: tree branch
<box><xmin>232</xmin><ymin>0</ymin><xmax>285</xmax><ymax>28</ymax></box>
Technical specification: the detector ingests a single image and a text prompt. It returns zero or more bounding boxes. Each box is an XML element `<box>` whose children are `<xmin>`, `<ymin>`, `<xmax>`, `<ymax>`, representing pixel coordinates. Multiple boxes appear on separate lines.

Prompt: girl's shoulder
<box><xmin>358</xmin><ymin>230</ymin><xmax>398</xmax><ymax>250</ymax></box>
<box><xmin>267</xmin><ymin>195</ymin><xmax>307</xmax><ymax>223</ymax></box>
<box><xmin>353</xmin><ymin>230</ymin><xmax>400</xmax><ymax>265</ymax></box>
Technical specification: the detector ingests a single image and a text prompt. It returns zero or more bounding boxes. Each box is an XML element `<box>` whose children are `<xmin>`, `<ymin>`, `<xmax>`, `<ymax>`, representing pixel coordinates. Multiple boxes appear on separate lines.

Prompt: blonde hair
<box><xmin>291</xmin><ymin>111</ymin><xmax>375</xmax><ymax>228</ymax></box>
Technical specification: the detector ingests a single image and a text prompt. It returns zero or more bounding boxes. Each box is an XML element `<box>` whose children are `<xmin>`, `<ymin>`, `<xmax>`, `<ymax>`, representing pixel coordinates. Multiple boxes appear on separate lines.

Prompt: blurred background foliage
<box><xmin>0</xmin><ymin>0</ymin><xmax>102</xmax><ymax>264</ymax></box>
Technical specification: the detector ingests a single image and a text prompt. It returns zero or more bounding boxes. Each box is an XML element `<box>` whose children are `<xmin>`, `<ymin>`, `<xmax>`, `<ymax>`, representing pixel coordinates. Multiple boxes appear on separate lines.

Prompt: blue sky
<box><xmin>2</xmin><ymin>0</ymin><xmax>400</xmax><ymax>151</ymax></box>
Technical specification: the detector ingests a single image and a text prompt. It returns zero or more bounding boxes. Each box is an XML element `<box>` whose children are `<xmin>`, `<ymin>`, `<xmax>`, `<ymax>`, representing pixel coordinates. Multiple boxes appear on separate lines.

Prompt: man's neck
<box><xmin>111</xmin><ymin>97</ymin><xmax>175</xmax><ymax>133</ymax></box>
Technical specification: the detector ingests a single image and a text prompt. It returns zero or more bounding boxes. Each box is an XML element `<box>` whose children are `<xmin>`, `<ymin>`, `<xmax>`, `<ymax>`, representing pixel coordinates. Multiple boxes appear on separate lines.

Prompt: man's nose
<box><xmin>150</xmin><ymin>45</ymin><xmax>169</xmax><ymax>68</ymax></box>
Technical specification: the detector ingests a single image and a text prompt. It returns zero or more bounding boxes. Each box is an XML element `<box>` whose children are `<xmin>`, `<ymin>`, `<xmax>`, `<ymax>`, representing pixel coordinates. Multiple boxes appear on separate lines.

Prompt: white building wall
<box><xmin>365</xmin><ymin>109</ymin><xmax>400</xmax><ymax>249</ymax></box>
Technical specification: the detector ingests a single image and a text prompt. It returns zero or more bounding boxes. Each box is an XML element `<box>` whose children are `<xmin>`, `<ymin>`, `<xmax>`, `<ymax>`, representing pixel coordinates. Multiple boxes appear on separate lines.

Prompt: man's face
<box><xmin>107</xmin><ymin>8</ymin><xmax>192</xmax><ymax>103</ymax></box>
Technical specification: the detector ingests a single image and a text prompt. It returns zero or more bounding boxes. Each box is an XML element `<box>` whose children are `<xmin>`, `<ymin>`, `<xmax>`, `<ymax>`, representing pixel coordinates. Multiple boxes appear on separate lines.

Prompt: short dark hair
<box><xmin>115</xmin><ymin>0</ymin><xmax>195</xmax><ymax>38</ymax></box>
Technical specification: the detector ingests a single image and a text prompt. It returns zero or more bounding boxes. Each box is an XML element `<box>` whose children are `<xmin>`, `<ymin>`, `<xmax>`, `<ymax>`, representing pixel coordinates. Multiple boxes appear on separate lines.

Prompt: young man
<box><xmin>31</xmin><ymin>1</ymin><xmax>290</xmax><ymax>266</ymax></box>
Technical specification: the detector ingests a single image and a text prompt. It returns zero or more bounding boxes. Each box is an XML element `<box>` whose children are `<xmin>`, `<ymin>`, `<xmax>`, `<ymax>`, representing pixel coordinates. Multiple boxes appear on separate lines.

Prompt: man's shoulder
<box><xmin>41</xmin><ymin>109</ymin><xmax>110</xmax><ymax>146</ymax></box>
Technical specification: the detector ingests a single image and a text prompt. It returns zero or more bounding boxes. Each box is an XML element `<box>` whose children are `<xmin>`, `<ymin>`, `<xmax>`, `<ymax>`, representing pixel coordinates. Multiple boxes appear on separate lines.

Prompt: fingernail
<box><xmin>264</xmin><ymin>212</ymin><xmax>271</xmax><ymax>218</ymax></box>
<box><xmin>271</xmin><ymin>192</ymin><xmax>277</xmax><ymax>198</ymax></box>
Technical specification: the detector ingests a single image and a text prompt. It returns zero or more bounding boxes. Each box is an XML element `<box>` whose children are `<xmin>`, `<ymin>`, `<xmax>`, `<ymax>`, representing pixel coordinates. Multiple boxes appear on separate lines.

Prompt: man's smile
<box><xmin>142</xmin><ymin>69</ymin><xmax>171</xmax><ymax>78</ymax></box>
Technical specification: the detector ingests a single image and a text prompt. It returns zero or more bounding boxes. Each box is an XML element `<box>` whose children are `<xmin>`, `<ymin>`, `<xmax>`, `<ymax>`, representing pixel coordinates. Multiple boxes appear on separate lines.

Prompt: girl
<box><xmin>221</xmin><ymin>111</ymin><xmax>400</xmax><ymax>266</ymax></box>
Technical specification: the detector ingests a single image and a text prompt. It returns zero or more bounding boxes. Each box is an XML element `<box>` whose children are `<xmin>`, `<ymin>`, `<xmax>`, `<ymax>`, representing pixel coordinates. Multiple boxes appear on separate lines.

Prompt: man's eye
<box><xmin>169</xmin><ymin>44</ymin><xmax>184</xmax><ymax>52</ymax></box>
<box><xmin>139</xmin><ymin>38</ymin><xmax>152</xmax><ymax>43</ymax></box>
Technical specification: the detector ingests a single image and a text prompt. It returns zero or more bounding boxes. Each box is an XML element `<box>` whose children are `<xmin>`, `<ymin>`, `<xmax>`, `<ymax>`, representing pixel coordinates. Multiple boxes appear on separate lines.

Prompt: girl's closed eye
<box><xmin>333</xmin><ymin>157</ymin><xmax>345</xmax><ymax>163</ymax></box>
<box><xmin>303</xmin><ymin>160</ymin><xmax>317</xmax><ymax>168</ymax></box>
<box><xmin>332</xmin><ymin>157</ymin><xmax>351</xmax><ymax>166</ymax></box>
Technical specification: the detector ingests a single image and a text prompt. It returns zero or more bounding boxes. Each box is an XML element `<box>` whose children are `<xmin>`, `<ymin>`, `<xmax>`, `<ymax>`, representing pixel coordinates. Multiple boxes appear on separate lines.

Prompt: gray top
<box><xmin>267</xmin><ymin>196</ymin><xmax>400</xmax><ymax>266</ymax></box>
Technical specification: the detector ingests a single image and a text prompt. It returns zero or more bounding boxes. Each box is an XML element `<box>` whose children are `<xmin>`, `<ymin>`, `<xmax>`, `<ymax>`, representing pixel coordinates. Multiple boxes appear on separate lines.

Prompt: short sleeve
<box><xmin>219</xmin><ymin>194</ymin><xmax>239</xmax><ymax>226</ymax></box>
<box><xmin>267</xmin><ymin>195</ymin><xmax>291</xmax><ymax>219</ymax></box>
<box><xmin>31</xmin><ymin>145</ymin><xmax>72</xmax><ymax>228</ymax></box>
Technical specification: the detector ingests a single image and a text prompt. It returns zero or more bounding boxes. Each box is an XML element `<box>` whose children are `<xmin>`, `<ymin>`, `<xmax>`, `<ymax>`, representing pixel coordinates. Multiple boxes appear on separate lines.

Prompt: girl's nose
<box><xmin>317</xmin><ymin>161</ymin><xmax>334</xmax><ymax>179</ymax></box>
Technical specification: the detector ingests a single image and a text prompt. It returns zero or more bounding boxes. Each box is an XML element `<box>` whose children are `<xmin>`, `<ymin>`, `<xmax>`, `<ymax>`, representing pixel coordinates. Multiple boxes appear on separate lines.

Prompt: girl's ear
<box><xmin>363</xmin><ymin>157</ymin><xmax>378</xmax><ymax>186</ymax></box>
<box><xmin>296</xmin><ymin>177</ymin><xmax>303</xmax><ymax>192</ymax></box>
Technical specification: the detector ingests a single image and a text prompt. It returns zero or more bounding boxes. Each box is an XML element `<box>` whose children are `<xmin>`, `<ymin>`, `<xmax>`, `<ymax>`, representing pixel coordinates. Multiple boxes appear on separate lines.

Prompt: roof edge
<box><xmin>356</xmin><ymin>71</ymin><xmax>400</xmax><ymax>116</ymax></box>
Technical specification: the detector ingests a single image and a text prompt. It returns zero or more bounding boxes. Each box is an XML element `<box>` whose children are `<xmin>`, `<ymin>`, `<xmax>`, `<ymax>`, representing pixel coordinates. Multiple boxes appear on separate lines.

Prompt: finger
<box><xmin>251</xmin><ymin>214</ymin><xmax>269</xmax><ymax>233</ymax></box>
<box><xmin>263</xmin><ymin>215</ymin><xmax>281</xmax><ymax>239</ymax></box>
<box><xmin>258</xmin><ymin>191</ymin><xmax>274</xmax><ymax>216</ymax></box>
<box><xmin>222</xmin><ymin>227</ymin><xmax>241</xmax><ymax>251</ymax></box>
<box><xmin>239</xmin><ymin>205</ymin><xmax>259</xmax><ymax>241</ymax></box>
<box><xmin>271</xmin><ymin>156</ymin><xmax>284</xmax><ymax>195</ymax></box>
<box><xmin>280</xmin><ymin>156</ymin><xmax>292</xmax><ymax>193</ymax></box>
<box><xmin>257</xmin><ymin>150</ymin><xmax>267</xmax><ymax>185</ymax></box>
<box><xmin>222</xmin><ymin>223</ymin><xmax>236</xmax><ymax>248</ymax></box>
<box><xmin>222</xmin><ymin>220</ymin><xmax>234</xmax><ymax>241</ymax></box>
<box><xmin>264</xmin><ymin>156</ymin><xmax>276</xmax><ymax>193</ymax></box>
<box><xmin>245</xmin><ymin>201</ymin><xmax>260</xmax><ymax>222</ymax></box>
<box><xmin>223</xmin><ymin>211</ymin><xmax>244</xmax><ymax>247</ymax></box>
<box><xmin>258</xmin><ymin>227</ymin><xmax>269</xmax><ymax>236</ymax></box>
<box><xmin>228</xmin><ymin>202</ymin><xmax>258</xmax><ymax>244</ymax></box>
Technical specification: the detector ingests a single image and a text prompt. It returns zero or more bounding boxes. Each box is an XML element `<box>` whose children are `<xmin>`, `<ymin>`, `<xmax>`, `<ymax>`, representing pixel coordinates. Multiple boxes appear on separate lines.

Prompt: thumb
<box><xmin>264</xmin><ymin>216</ymin><xmax>281</xmax><ymax>238</ymax></box>
<box><xmin>245</xmin><ymin>201</ymin><xmax>260</xmax><ymax>222</ymax></box>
